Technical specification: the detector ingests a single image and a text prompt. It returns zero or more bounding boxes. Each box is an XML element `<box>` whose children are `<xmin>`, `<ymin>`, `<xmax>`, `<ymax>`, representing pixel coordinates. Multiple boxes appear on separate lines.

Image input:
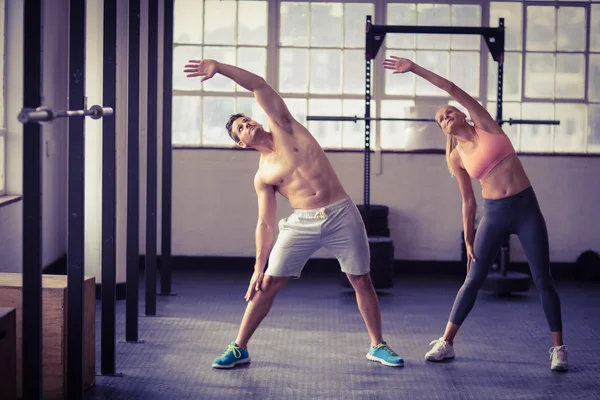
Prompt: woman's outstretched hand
<box><xmin>383</xmin><ymin>56</ymin><xmax>415</xmax><ymax>74</ymax></box>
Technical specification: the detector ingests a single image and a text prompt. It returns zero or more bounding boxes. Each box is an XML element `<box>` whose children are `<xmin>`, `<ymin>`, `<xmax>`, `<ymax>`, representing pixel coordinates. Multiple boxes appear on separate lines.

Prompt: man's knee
<box><xmin>346</xmin><ymin>272</ymin><xmax>374</xmax><ymax>292</ymax></box>
<box><xmin>262</xmin><ymin>275</ymin><xmax>289</xmax><ymax>293</ymax></box>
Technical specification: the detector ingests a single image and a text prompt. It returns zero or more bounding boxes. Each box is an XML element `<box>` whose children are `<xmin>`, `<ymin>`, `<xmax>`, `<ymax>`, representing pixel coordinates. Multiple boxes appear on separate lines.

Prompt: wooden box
<box><xmin>0</xmin><ymin>273</ymin><xmax>96</xmax><ymax>399</ymax></box>
<box><xmin>0</xmin><ymin>307</ymin><xmax>17</xmax><ymax>400</ymax></box>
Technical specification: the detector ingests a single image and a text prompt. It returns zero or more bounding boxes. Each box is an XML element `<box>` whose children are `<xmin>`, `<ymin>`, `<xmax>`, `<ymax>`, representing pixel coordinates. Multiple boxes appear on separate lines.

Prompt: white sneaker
<box><xmin>550</xmin><ymin>345</ymin><xmax>568</xmax><ymax>371</ymax></box>
<box><xmin>425</xmin><ymin>337</ymin><xmax>455</xmax><ymax>361</ymax></box>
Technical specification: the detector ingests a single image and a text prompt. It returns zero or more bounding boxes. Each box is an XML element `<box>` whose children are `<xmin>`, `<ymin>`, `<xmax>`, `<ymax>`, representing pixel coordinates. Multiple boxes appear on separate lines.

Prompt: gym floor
<box><xmin>83</xmin><ymin>267</ymin><xmax>600</xmax><ymax>400</ymax></box>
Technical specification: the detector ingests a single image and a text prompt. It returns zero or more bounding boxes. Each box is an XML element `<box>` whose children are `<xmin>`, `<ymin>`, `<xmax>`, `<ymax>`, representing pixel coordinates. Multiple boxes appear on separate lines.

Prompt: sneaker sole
<box><xmin>212</xmin><ymin>357</ymin><xmax>251</xmax><ymax>369</ymax></box>
<box><xmin>425</xmin><ymin>354</ymin><xmax>455</xmax><ymax>362</ymax></box>
<box><xmin>551</xmin><ymin>365</ymin><xmax>568</xmax><ymax>372</ymax></box>
<box><xmin>366</xmin><ymin>354</ymin><xmax>404</xmax><ymax>367</ymax></box>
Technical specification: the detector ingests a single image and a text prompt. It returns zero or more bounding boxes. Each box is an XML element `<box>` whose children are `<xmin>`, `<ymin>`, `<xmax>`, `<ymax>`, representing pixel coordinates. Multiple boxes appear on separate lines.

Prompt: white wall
<box><xmin>154</xmin><ymin>149</ymin><xmax>600</xmax><ymax>264</ymax></box>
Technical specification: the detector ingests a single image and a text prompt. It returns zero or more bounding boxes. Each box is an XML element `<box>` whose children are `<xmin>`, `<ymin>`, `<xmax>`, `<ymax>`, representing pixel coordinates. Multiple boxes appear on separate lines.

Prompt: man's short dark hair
<box><xmin>226</xmin><ymin>113</ymin><xmax>245</xmax><ymax>143</ymax></box>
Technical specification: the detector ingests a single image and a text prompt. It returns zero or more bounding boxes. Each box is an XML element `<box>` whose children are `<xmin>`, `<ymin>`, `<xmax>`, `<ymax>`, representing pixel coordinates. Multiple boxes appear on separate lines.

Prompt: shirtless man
<box><xmin>184</xmin><ymin>59</ymin><xmax>403</xmax><ymax>369</ymax></box>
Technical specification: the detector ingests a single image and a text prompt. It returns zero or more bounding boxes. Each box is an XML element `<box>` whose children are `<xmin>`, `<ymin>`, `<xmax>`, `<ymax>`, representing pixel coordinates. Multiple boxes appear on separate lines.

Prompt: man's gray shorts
<box><xmin>265</xmin><ymin>197</ymin><xmax>370</xmax><ymax>278</ymax></box>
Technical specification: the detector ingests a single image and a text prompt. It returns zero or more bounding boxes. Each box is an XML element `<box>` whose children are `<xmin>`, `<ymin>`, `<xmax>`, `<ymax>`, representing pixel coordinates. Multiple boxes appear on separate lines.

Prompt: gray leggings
<box><xmin>449</xmin><ymin>186</ymin><xmax>563</xmax><ymax>332</ymax></box>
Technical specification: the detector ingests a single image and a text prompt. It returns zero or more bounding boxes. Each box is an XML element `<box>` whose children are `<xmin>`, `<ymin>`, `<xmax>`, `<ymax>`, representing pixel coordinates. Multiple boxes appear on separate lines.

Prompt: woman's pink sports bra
<box><xmin>456</xmin><ymin>127</ymin><xmax>516</xmax><ymax>180</ymax></box>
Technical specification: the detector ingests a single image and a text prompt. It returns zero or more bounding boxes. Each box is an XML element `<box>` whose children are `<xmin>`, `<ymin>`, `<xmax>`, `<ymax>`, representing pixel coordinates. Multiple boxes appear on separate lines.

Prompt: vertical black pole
<box><xmin>101</xmin><ymin>0</ymin><xmax>117</xmax><ymax>375</ymax></box>
<box><xmin>67</xmin><ymin>0</ymin><xmax>86</xmax><ymax>397</ymax></box>
<box><xmin>146</xmin><ymin>0</ymin><xmax>159</xmax><ymax>316</ymax></box>
<box><xmin>363</xmin><ymin>16</ymin><xmax>372</xmax><ymax>232</ymax></box>
<box><xmin>126</xmin><ymin>0</ymin><xmax>141</xmax><ymax>341</ymax></box>
<box><xmin>22</xmin><ymin>1</ymin><xmax>43</xmax><ymax>399</ymax></box>
<box><xmin>495</xmin><ymin>17</ymin><xmax>509</xmax><ymax>277</ymax></box>
<box><xmin>160</xmin><ymin>0</ymin><xmax>174</xmax><ymax>296</ymax></box>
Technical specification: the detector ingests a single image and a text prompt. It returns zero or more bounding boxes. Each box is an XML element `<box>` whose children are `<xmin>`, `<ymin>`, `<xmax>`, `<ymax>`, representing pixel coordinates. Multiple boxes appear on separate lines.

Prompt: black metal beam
<box><xmin>145</xmin><ymin>0</ymin><xmax>159</xmax><ymax>316</ymax></box>
<box><xmin>364</xmin><ymin>15</ymin><xmax>373</xmax><ymax>212</ymax></box>
<box><xmin>67</xmin><ymin>0</ymin><xmax>86</xmax><ymax>397</ymax></box>
<box><xmin>22</xmin><ymin>1</ymin><xmax>43</xmax><ymax>398</ymax></box>
<box><xmin>366</xmin><ymin>17</ymin><xmax>505</xmax><ymax>62</ymax></box>
<box><xmin>160</xmin><ymin>0</ymin><xmax>175</xmax><ymax>297</ymax></box>
<box><xmin>126</xmin><ymin>0</ymin><xmax>142</xmax><ymax>341</ymax></box>
<box><xmin>101</xmin><ymin>0</ymin><xmax>117</xmax><ymax>376</ymax></box>
<box><xmin>18</xmin><ymin>105</ymin><xmax>113</xmax><ymax>123</ymax></box>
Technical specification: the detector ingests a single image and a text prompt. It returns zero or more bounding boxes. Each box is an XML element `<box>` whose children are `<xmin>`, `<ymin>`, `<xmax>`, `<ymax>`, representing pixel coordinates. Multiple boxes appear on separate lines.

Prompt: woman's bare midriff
<box><xmin>479</xmin><ymin>153</ymin><xmax>532</xmax><ymax>200</ymax></box>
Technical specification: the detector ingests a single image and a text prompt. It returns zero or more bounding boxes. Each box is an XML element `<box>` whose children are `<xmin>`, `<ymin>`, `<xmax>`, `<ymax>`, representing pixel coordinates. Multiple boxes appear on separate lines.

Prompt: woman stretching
<box><xmin>383</xmin><ymin>56</ymin><xmax>568</xmax><ymax>371</ymax></box>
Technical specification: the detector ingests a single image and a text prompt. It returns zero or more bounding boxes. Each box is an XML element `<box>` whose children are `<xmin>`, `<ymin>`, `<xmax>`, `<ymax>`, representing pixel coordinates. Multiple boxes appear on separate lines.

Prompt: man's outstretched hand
<box><xmin>184</xmin><ymin>59</ymin><xmax>219</xmax><ymax>82</ymax></box>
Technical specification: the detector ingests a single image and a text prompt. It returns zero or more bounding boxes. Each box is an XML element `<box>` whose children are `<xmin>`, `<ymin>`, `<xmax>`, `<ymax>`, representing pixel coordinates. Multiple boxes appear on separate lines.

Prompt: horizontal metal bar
<box><xmin>370</xmin><ymin>24</ymin><xmax>502</xmax><ymax>36</ymax></box>
<box><xmin>307</xmin><ymin>115</ymin><xmax>560</xmax><ymax>126</ymax></box>
<box><xmin>505</xmin><ymin>118</ymin><xmax>560</xmax><ymax>126</ymax></box>
<box><xmin>18</xmin><ymin>105</ymin><xmax>114</xmax><ymax>124</ymax></box>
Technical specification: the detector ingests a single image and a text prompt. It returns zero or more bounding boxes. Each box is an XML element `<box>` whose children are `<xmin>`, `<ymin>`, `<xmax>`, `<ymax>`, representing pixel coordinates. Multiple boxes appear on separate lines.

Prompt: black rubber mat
<box><xmin>84</xmin><ymin>268</ymin><xmax>600</xmax><ymax>400</ymax></box>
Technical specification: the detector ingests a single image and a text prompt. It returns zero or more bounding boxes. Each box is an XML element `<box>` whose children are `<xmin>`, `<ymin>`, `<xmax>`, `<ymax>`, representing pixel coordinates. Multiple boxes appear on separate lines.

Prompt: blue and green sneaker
<box><xmin>366</xmin><ymin>341</ymin><xmax>404</xmax><ymax>367</ymax></box>
<box><xmin>212</xmin><ymin>342</ymin><xmax>251</xmax><ymax>369</ymax></box>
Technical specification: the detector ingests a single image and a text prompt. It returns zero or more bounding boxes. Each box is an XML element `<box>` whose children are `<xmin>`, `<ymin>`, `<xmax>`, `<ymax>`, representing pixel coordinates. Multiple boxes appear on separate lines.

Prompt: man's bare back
<box><xmin>255</xmin><ymin>119</ymin><xmax>348</xmax><ymax>210</ymax></box>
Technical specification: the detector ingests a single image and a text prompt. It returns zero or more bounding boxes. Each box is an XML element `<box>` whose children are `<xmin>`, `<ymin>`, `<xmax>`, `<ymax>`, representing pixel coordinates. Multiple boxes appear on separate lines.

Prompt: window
<box><xmin>383</xmin><ymin>2</ymin><xmax>482</xmax><ymax>150</ymax></box>
<box><xmin>0</xmin><ymin>0</ymin><xmax>6</xmax><ymax>196</ymax></box>
<box><xmin>279</xmin><ymin>1</ymin><xmax>375</xmax><ymax>149</ymax></box>
<box><xmin>488</xmin><ymin>1</ymin><xmax>597</xmax><ymax>153</ymax></box>
<box><xmin>171</xmin><ymin>0</ymin><xmax>600</xmax><ymax>155</ymax></box>
<box><xmin>172</xmin><ymin>0</ymin><xmax>269</xmax><ymax>146</ymax></box>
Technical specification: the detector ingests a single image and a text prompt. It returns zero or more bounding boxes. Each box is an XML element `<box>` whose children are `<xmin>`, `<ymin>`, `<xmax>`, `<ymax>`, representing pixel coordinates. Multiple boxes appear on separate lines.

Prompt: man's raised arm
<box><xmin>185</xmin><ymin>59</ymin><xmax>293</xmax><ymax>132</ymax></box>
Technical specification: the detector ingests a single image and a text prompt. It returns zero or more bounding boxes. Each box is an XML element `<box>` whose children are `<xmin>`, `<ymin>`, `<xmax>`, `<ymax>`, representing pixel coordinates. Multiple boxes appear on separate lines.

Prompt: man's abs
<box><xmin>259</xmin><ymin>137</ymin><xmax>348</xmax><ymax>209</ymax></box>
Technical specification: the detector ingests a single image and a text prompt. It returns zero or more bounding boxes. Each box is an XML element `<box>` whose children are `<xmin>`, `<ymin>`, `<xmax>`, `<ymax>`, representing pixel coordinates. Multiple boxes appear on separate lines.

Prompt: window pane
<box><xmin>279</xmin><ymin>49</ymin><xmax>309</xmax><ymax>93</ymax></box>
<box><xmin>526</xmin><ymin>6</ymin><xmax>556</xmax><ymax>51</ymax></box>
<box><xmin>451</xmin><ymin>5</ymin><xmax>481</xmax><ymax>50</ymax></box>
<box><xmin>417</xmin><ymin>4</ymin><xmax>450</xmax><ymax>50</ymax></box>
<box><xmin>557</xmin><ymin>7</ymin><xmax>586</xmax><ymax>51</ymax></box>
<box><xmin>386</xmin><ymin>4</ymin><xmax>416</xmax><ymax>49</ymax></box>
<box><xmin>520</xmin><ymin>103</ymin><xmax>554</xmax><ymax>152</ymax></box>
<box><xmin>204</xmin><ymin>1</ymin><xmax>236</xmax><ymax>45</ymax></box>
<box><xmin>342</xmin><ymin>100</ymin><xmax>376</xmax><ymax>149</ymax></box>
<box><xmin>450</xmin><ymin>51</ymin><xmax>479</xmax><ymax>97</ymax></box>
<box><xmin>203</xmin><ymin>97</ymin><xmax>236</xmax><ymax>146</ymax></box>
<box><xmin>487</xmin><ymin>102</ymin><xmax>521</xmax><ymax>150</ymax></box>
<box><xmin>311</xmin><ymin>3</ymin><xmax>343</xmax><ymax>47</ymax></box>
<box><xmin>381</xmin><ymin>100</ymin><xmax>443</xmax><ymax>150</ymax></box>
<box><xmin>385</xmin><ymin>50</ymin><xmax>416</xmax><ymax>95</ymax></box>
<box><xmin>525</xmin><ymin>53</ymin><xmax>555</xmax><ymax>98</ymax></box>
<box><xmin>490</xmin><ymin>2</ymin><xmax>523</xmax><ymax>51</ymax></box>
<box><xmin>173</xmin><ymin>45</ymin><xmax>203</xmax><ymax>91</ymax></box>
<box><xmin>236</xmin><ymin>47</ymin><xmax>267</xmax><ymax>92</ymax></box>
<box><xmin>488</xmin><ymin>52</ymin><xmax>522</xmax><ymax>101</ymax></box>
<box><xmin>310</xmin><ymin>49</ymin><xmax>342</xmax><ymax>94</ymax></box>
<box><xmin>416</xmin><ymin>51</ymin><xmax>449</xmax><ymax>96</ymax></box>
<box><xmin>236</xmin><ymin>97</ymin><xmax>269</xmax><ymax>128</ymax></box>
<box><xmin>592</xmin><ymin>5</ymin><xmax>600</xmax><ymax>52</ymax></box>
<box><xmin>282</xmin><ymin>98</ymin><xmax>307</xmax><ymax>126</ymax></box>
<box><xmin>343</xmin><ymin>49</ymin><xmax>365</xmax><ymax>94</ymax></box>
<box><xmin>554</xmin><ymin>104</ymin><xmax>587</xmax><ymax>152</ymax></box>
<box><xmin>555</xmin><ymin>54</ymin><xmax>585</xmax><ymax>99</ymax></box>
<box><xmin>589</xmin><ymin>105</ymin><xmax>600</xmax><ymax>151</ymax></box>
<box><xmin>174</xmin><ymin>0</ymin><xmax>203</xmax><ymax>44</ymax></box>
<box><xmin>172</xmin><ymin>96</ymin><xmax>202</xmax><ymax>145</ymax></box>
<box><xmin>202</xmin><ymin>47</ymin><xmax>236</xmax><ymax>92</ymax></box>
<box><xmin>280</xmin><ymin>2</ymin><xmax>309</xmax><ymax>47</ymax></box>
<box><xmin>307</xmin><ymin>99</ymin><xmax>342</xmax><ymax>148</ymax></box>
<box><xmin>345</xmin><ymin>3</ymin><xmax>373</xmax><ymax>48</ymax></box>
<box><xmin>238</xmin><ymin>1</ymin><xmax>268</xmax><ymax>46</ymax></box>
<box><xmin>589</xmin><ymin>54</ymin><xmax>600</xmax><ymax>102</ymax></box>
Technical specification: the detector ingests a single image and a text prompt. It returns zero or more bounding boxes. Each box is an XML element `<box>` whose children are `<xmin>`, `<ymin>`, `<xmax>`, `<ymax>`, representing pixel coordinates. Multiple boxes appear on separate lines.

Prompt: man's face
<box><xmin>232</xmin><ymin>116</ymin><xmax>263</xmax><ymax>147</ymax></box>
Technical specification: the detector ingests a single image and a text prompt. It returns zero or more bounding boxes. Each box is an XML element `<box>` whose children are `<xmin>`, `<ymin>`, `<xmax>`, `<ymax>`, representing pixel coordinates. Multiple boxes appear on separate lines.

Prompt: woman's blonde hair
<box><xmin>445</xmin><ymin>134</ymin><xmax>457</xmax><ymax>177</ymax></box>
<box><xmin>436</xmin><ymin>105</ymin><xmax>459</xmax><ymax>177</ymax></box>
